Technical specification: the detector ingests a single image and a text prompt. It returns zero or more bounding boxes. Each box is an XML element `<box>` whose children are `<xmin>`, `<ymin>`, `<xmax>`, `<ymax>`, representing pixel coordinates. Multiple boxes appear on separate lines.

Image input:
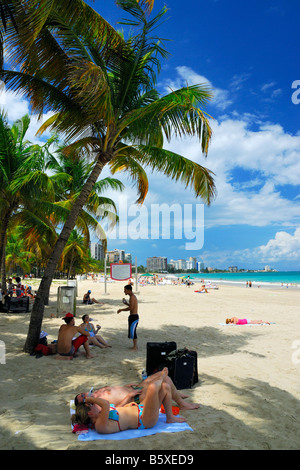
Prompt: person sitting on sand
<box><xmin>71</xmin><ymin>368</ymin><xmax>186</xmax><ymax>434</ymax></box>
<box><xmin>75</xmin><ymin>369</ymin><xmax>199</xmax><ymax>410</ymax></box>
<box><xmin>83</xmin><ymin>290</ymin><xmax>102</xmax><ymax>305</ymax></box>
<box><xmin>80</xmin><ymin>314</ymin><xmax>111</xmax><ymax>349</ymax></box>
<box><xmin>57</xmin><ymin>313</ymin><xmax>94</xmax><ymax>359</ymax></box>
<box><xmin>225</xmin><ymin>317</ymin><xmax>270</xmax><ymax>325</ymax></box>
<box><xmin>195</xmin><ymin>284</ymin><xmax>208</xmax><ymax>293</ymax></box>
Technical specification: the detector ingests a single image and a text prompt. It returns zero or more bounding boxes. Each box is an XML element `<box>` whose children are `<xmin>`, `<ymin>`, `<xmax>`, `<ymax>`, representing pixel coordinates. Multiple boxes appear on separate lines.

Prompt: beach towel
<box><xmin>70</xmin><ymin>400</ymin><xmax>193</xmax><ymax>441</ymax></box>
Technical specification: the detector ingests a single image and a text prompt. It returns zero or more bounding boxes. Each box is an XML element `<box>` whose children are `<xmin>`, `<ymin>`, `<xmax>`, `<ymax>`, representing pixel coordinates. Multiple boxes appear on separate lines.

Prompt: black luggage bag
<box><xmin>146</xmin><ymin>341</ymin><xmax>177</xmax><ymax>376</ymax></box>
<box><xmin>164</xmin><ymin>348</ymin><xmax>198</xmax><ymax>389</ymax></box>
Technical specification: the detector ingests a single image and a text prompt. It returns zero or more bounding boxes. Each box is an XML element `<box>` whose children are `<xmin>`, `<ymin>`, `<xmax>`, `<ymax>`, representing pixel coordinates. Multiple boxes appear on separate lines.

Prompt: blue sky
<box><xmin>2</xmin><ymin>0</ymin><xmax>300</xmax><ymax>270</ymax></box>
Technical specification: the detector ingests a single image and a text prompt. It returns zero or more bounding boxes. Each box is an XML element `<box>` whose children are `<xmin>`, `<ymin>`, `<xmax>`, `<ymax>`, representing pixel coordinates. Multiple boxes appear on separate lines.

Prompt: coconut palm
<box><xmin>58</xmin><ymin>229</ymin><xmax>86</xmax><ymax>279</ymax></box>
<box><xmin>5</xmin><ymin>230</ymin><xmax>33</xmax><ymax>275</ymax></box>
<box><xmin>46</xmin><ymin>147</ymin><xmax>124</xmax><ymax>251</ymax></box>
<box><xmin>1</xmin><ymin>0</ymin><xmax>216</xmax><ymax>352</ymax></box>
<box><xmin>0</xmin><ymin>112</ymin><xmax>58</xmax><ymax>289</ymax></box>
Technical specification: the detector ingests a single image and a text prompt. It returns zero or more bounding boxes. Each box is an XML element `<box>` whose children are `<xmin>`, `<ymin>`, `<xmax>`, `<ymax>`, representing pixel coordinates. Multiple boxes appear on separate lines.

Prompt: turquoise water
<box><xmin>176</xmin><ymin>271</ymin><xmax>300</xmax><ymax>287</ymax></box>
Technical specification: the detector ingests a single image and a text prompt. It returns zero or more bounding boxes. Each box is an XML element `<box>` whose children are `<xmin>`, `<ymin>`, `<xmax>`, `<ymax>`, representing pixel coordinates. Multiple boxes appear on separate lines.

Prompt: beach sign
<box><xmin>110</xmin><ymin>263</ymin><xmax>132</xmax><ymax>281</ymax></box>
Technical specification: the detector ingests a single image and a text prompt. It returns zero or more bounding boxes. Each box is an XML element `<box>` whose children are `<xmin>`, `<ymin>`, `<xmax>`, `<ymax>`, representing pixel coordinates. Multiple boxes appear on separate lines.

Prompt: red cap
<box><xmin>63</xmin><ymin>312</ymin><xmax>74</xmax><ymax>320</ymax></box>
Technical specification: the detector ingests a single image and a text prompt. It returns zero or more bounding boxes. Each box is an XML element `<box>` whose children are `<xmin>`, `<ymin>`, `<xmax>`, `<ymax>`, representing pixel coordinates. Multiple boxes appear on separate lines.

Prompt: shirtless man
<box><xmin>117</xmin><ymin>284</ymin><xmax>139</xmax><ymax>351</ymax></box>
<box><xmin>57</xmin><ymin>312</ymin><xmax>94</xmax><ymax>360</ymax></box>
<box><xmin>75</xmin><ymin>370</ymin><xmax>199</xmax><ymax>410</ymax></box>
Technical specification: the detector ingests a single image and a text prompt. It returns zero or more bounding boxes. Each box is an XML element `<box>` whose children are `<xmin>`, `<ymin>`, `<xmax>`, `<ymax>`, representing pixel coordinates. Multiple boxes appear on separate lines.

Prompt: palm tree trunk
<box><xmin>0</xmin><ymin>210</ymin><xmax>12</xmax><ymax>290</ymax></box>
<box><xmin>24</xmin><ymin>158</ymin><xmax>107</xmax><ymax>353</ymax></box>
<box><xmin>67</xmin><ymin>248</ymin><xmax>75</xmax><ymax>280</ymax></box>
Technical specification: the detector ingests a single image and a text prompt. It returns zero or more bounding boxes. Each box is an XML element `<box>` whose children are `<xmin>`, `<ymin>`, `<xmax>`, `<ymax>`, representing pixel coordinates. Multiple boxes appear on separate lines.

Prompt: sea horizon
<box><xmin>172</xmin><ymin>271</ymin><xmax>300</xmax><ymax>287</ymax></box>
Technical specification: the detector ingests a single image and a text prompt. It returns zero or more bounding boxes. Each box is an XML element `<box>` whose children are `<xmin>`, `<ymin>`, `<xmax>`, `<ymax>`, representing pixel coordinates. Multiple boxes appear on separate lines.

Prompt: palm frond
<box><xmin>109</xmin><ymin>152</ymin><xmax>149</xmax><ymax>204</ymax></box>
<box><xmin>133</xmin><ymin>145</ymin><xmax>216</xmax><ymax>205</ymax></box>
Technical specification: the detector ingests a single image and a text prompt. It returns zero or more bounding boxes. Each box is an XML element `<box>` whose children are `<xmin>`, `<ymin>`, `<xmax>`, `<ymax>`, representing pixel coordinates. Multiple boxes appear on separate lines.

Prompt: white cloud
<box><xmin>257</xmin><ymin>228</ymin><xmax>300</xmax><ymax>261</ymax></box>
<box><xmin>162</xmin><ymin>65</ymin><xmax>233</xmax><ymax>110</ymax></box>
<box><xmin>162</xmin><ymin>115</ymin><xmax>300</xmax><ymax>229</ymax></box>
<box><xmin>0</xmin><ymin>89</ymin><xmax>29</xmax><ymax>121</ymax></box>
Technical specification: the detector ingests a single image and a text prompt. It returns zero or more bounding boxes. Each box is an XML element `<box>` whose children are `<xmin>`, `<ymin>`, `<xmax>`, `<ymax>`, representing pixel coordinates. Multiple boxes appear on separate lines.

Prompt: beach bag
<box><xmin>34</xmin><ymin>344</ymin><xmax>52</xmax><ymax>356</ymax></box>
<box><xmin>146</xmin><ymin>341</ymin><xmax>177</xmax><ymax>376</ymax></box>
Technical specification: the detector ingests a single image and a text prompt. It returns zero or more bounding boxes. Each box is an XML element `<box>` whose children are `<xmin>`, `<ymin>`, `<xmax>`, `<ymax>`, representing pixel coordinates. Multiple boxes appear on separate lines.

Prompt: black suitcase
<box><xmin>163</xmin><ymin>349</ymin><xmax>198</xmax><ymax>389</ymax></box>
<box><xmin>146</xmin><ymin>341</ymin><xmax>177</xmax><ymax>376</ymax></box>
<box><xmin>186</xmin><ymin>349</ymin><xmax>198</xmax><ymax>385</ymax></box>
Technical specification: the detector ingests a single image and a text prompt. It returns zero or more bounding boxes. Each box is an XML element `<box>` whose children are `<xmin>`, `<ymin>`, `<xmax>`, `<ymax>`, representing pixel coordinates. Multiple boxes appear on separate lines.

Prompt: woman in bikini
<box><xmin>226</xmin><ymin>317</ymin><xmax>270</xmax><ymax>325</ymax></box>
<box><xmin>71</xmin><ymin>368</ymin><xmax>186</xmax><ymax>434</ymax></box>
<box><xmin>80</xmin><ymin>314</ymin><xmax>111</xmax><ymax>349</ymax></box>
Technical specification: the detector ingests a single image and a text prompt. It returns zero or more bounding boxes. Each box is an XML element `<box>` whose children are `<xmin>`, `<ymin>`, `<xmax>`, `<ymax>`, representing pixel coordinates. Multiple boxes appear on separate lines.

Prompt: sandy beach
<box><xmin>0</xmin><ymin>278</ymin><xmax>299</xmax><ymax>450</ymax></box>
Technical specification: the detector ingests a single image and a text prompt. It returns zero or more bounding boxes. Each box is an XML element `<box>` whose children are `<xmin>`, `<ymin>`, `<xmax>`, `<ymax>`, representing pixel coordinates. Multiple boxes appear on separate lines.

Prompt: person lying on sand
<box><xmin>57</xmin><ymin>313</ymin><xmax>94</xmax><ymax>359</ymax></box>
<box><xmin>226</xmin><ymin>317</ymin><xmax>270</xmax><ymax>325</ymax></box>
<box><xmin>75</xmin><ymin>369</ymin><xmax>199</xmax><ymax>410</ymax></box>
<box><xmin>72</xmin><ymin>368</ymin><xmax>186</xmax><ymax>434</ymax></box>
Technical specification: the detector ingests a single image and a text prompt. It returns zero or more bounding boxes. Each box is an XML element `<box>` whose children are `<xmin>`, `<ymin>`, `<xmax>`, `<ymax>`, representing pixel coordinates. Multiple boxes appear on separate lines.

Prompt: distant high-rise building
<box><xmin>125</xmin><ymin>253</ymin><xmax>132</xmax><ymax>264</ymax></box>
<box><xmin>147</xmin><ymin>256</ymin><xmax>167</xmax><ymax>272</ymax></box>
<box><xmin>197</xmin><ymin>261</ymin><xmax>205</xmax><ymax>272</ymax></box>
<box><xmin>90</xmin><ymin>242</ymin><xmax>104</xmax><ymax>261</ymax></box>
<box><xmin>189</xmin><ymin>257</ymin><xmax>197</xmax><ymax>269</ymax></box>
<box><xmin>228</xmin><ymin>266</ymin><xmax>238</xmax><ymax>272</ymax></box>
<box><xmin>106</xmin><ymin>249</ymin><xmax>127</xmax><ymax>263</ymax></box>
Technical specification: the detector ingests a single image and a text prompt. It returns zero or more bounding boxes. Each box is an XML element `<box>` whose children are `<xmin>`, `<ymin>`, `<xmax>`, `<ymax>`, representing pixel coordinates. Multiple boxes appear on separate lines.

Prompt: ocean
<box><xmin>175</xmin><ymin>271</ymin><xmax>300</xmax><ymax>288</ymax></box>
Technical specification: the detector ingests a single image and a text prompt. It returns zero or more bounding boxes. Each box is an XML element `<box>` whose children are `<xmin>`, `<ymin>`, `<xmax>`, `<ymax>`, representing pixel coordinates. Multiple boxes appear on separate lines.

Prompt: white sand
<box><xmin>0</xmin><ymin>278</ymin><xmax>299</xmax><ymax>450</ymax></box>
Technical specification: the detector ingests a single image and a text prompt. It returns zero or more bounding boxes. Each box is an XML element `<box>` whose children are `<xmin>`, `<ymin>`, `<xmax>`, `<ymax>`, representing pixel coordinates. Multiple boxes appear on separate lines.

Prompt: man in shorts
<box><xmin>57</xmin><ymin>313</ymin><xmax>94</xmax><ymax>359</ymax></box>
<box><xmin>117</xmin><ymin>284</ymin><xmax>139</xmax><ymax>351</ymax></box>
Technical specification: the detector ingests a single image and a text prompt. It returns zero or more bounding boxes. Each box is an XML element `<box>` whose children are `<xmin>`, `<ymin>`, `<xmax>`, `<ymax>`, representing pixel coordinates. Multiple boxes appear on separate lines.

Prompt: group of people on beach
<box><xmin>57</xmin><ymin>284</ymin><xmax>139</xmax><ymax>360</ymax></box>
<box><xmin>0</xmin><ymin>276</ymin><xmax>35</xmax><ymax>300</ymax></box>
<box><xmin>62</xmin><ymin>283</ymin><xmax>199</xmax><ymax>436</ymax></box>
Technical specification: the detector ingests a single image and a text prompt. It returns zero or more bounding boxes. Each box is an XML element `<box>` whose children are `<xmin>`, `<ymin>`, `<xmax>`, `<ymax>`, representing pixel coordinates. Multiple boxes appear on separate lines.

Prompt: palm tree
<box><xmin>58</xmin><ymin>229</ymin><xmax>86</xmax><ymax>279</ymax></box>
<box><xmin>5</xmin><ymin>230</ymin><xmax>33</xmax><ymax>275</ymax></box>
<box><xmin>0</xmin><ymin>112</ymin><xmax>57</xmax><ymax>289</ymax></box>
<box><xmin>1</xmin><ymin>0</ymin><xmax>216</xmax><ymax>352</ymax></box>
<box><xmin>46</xmin><ymin>147</ymin><xmax>124</xmax><ymax>251</ymax></box>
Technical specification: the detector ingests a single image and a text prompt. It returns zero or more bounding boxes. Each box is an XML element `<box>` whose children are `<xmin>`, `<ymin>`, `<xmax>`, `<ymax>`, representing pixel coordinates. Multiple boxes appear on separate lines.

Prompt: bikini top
<box><xmin>109</xmin><ymin>404</ymin><xmax>121</xmax><ymax>430</ymax></box>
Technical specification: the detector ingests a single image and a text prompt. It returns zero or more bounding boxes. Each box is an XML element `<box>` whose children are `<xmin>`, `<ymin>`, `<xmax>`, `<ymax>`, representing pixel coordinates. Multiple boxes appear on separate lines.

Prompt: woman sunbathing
<box><xmin>71</xmin><ymin>368</ymin><xmax>186</xmax><ymax>434</ymax></box>
<box><xmin>226</xmin><ymin>317</ymin><xmax>270</xmax><ymax>325</ymax></box>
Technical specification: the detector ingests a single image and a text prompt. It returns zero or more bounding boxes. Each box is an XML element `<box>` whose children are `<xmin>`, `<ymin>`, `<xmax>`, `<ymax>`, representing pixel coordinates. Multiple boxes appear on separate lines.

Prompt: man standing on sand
<box><xmin>57</xmin><ymin>313</ymin><xmax>94</xmax><ymax>359</ymax></box>
<box><xmin>117</xmin><ymin>284</ymin><xmax>139</xmax><ymax>351</ymax></box>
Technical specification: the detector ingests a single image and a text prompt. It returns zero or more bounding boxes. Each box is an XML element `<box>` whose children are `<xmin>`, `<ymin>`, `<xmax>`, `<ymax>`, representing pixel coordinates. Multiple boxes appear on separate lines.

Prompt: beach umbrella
<box><xmin>142</xmin><ymin>273</ymin><xmax>154</xmax><ymax>276</ymax></box>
